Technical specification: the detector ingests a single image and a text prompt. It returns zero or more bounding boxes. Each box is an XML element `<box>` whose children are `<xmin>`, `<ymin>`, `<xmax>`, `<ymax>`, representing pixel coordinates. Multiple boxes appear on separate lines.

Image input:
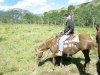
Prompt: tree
<box><xmin>24</xmin><ymin>13</ymin><xmax>34</xmax><ymax>24</ymax></box>
<box><xmin>68</xmin><ymin>5</ymin><xmax>75</xmax><ymax>13</ymax></box>
<box><xmin>93</xmin><ymin>0</ymin><xmax>100</xmax><ymax>2</ymax></box>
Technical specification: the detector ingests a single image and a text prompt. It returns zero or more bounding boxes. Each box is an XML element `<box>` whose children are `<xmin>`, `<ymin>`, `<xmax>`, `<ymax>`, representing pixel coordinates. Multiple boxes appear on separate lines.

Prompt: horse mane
<box><xmin>38</xmin><ymin>36</ymin><xmax>54</xmax><ymax>51</ymax></box>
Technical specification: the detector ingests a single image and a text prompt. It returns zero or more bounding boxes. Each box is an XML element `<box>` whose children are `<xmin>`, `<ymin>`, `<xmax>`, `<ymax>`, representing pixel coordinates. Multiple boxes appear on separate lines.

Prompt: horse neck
<box><xmin>38</xmin><ymin>37</ymin><xmax>54</xmax><ymax>52</ymax></box>
<box><xmin>44</xmin><ymin>37</ymin><xmax>54</xmax><ymax>49</ymax></box>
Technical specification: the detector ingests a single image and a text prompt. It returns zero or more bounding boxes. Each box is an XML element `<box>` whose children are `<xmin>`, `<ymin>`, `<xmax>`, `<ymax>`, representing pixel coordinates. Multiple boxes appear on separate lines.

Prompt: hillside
<box><xmin>0</xmin><ymin>8</ymin><xmax>30</xmax><ymax>23</ymax></box>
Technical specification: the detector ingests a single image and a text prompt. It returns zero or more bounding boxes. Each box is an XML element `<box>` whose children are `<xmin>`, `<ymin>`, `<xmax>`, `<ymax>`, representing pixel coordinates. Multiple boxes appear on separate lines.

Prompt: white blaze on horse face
<box><xmin>35</xmin><ymin>48</ymin><xmax>43</xmax><ymax>59</ymax></box>
<box><xmin>35</xmin><ymin>48</ymin><xmax>40</xmax><ymax>56</ymax></box>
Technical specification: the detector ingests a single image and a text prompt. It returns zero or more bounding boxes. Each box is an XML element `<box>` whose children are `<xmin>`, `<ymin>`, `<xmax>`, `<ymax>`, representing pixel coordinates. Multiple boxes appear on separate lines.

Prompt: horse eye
<box><xmin>35</xmin><ymin>53</ymin><xmax>37</xmax><ymax>56</ymax></box>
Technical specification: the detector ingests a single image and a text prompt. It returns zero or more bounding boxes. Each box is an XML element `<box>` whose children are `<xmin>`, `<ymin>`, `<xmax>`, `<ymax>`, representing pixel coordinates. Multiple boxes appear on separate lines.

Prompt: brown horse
<box><xmin>96</xmin><ymin>27</ymin><xmax>100</xmax><ymax>59</ymax></box>
<box><xmin>35</xmin><ymin>33</ymin><xmax>96</xmax><ymax>72</ymax></box>
<box><xmin>96</xmin><ymin>26</ymin><xmax>100</xmax><ymax>75</ymax></box>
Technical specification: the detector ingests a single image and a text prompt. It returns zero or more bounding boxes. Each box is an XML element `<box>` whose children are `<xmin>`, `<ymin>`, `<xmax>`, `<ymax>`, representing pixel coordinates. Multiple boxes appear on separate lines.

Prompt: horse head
<box><xmin>35</xmin><ymin>47</ymin><xmax>43</xmax><ymax>63</ymax></box>
<box><xmin>35</xmin><ymin>36</ymin><xmax>54</xmax><ymax>63</ymax></box>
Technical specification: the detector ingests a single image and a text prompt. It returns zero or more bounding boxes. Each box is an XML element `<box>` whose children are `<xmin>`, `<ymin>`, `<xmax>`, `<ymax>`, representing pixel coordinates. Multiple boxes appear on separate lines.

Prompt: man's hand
<box><xmin>65</xmin><ymin>29</ymin><xmax>71</xmax><ymax>35</ymax></box>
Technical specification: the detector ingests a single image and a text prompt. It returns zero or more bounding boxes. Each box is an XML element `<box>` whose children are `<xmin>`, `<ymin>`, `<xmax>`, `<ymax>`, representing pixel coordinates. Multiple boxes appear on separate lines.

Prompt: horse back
<box><xmin>79</xmin><ymin>34</ymin><xmax>93</xmax><ymax>41</ymax></box>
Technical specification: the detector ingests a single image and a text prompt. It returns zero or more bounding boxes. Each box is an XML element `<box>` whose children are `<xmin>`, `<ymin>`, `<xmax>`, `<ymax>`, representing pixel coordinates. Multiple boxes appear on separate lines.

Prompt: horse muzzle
<box><xmin>36</xmin><ymin>57</ymin><xmax>43</xmax><ymax>66</ymax></box>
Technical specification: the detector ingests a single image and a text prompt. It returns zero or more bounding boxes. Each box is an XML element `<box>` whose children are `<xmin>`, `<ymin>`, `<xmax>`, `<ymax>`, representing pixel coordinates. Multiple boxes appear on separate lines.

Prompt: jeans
<box><xmin>59</xmin><ymin>35</ymin><xmax>70</xmax><ymax>51</ymax></box>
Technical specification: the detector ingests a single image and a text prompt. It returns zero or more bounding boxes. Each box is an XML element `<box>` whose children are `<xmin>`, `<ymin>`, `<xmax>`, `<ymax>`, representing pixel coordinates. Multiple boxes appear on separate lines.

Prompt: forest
<box><xmin>0</xmin><ymin>0</ymin><xmax>100</xmax><ymax>27</ymax></box>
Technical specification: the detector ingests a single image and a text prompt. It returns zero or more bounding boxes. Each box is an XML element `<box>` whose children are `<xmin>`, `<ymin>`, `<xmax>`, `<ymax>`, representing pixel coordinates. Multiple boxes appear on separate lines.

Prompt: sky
<box><xmin>0</xmin><ymin>0</ymin><xmax>92</xmax><ymax>14</ymax></box>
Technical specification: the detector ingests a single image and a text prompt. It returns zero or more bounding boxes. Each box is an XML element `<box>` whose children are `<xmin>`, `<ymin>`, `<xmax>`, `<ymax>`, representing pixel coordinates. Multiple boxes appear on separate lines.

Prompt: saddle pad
<box><xmin>65</xmin><ymin>35</ymin><xmax>79</xmax><ymax>43</ymax></box>
<box><xmin>64</xmin><ymin>35</ymin><xmax>79</xmax><ymax>48</ymax></box>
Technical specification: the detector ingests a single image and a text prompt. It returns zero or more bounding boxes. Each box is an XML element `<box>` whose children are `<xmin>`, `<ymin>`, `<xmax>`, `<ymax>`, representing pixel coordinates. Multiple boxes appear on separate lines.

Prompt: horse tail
<box><xmin>89</xmin><ymin>41</ymin><xmax>97</xmax><ymax>50</ymax></box>
<box><xmin>90</xmin><ymin>35</ymin><xmax>97</xmax><ymax>46</ymax></box>
<box><xmin>92</xmin><ymin>42</ymin><xmax>97</xmax><ymax>48</ymax></box>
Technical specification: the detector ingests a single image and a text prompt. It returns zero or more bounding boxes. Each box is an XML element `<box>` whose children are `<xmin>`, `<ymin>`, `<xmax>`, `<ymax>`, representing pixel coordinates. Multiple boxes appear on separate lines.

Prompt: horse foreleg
<box><xmin>52</xmin><ymin>57</ymin><xmax>56</xmax><ymax>65</ymax></box>
<box><xmin>60</xmin><ymin>56</ymin><xmax>63</xmax><ymax>68</ymax></box>
<box><xmin>82</xmin><ymin>50</ymin><xmax>91</xmax><ymax>73</ymax></box>
<box><xmin>52</xmin><ymin>56</ymin><xmax>56</xmax><ymax>71</ymax></box>
<box><xmin>98</xmin><ymin>44</ymin><xmax>100</xmax><ymax>59</ymax></box>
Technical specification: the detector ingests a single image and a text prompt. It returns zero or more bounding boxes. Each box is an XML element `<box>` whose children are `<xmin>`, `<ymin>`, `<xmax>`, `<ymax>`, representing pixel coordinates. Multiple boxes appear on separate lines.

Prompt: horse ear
<box><xmin>35</xmin><ymin>48</ymin><xmax>37</xmax><ymax>56</ymax></box>
<box><xmin>96</xmin><ymin>27</ymin><xmax>98</xmax><ymax>31</ymax></box>
<box><xmin>35</xmin><ymin>48</ymin><xmax>38</xmax><ymax>52</ymax></box>
<box><xmin>96</xmin><ymin>23</ymin><xmax>100</xmax><ymax>31</ymax></box>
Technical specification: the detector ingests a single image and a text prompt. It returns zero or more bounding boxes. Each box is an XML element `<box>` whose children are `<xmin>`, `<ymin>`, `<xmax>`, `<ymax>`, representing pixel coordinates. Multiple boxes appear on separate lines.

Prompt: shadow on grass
<box><xmin>38</xmin><ymin>56</ymin><xmax>91</xmax><ymax>75</ymax></box>
<box><xmin>38</xmin><ymin>58</ymin><xmax>52</xmax><ymax>66</ymax></box>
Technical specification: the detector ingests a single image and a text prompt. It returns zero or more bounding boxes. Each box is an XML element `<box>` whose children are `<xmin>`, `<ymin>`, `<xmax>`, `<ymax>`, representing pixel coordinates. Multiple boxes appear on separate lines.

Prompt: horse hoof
<box><xmin>83</xmin><ymin>67</ymin><xmax>89</xmax><ymax>74</ymax></box>
<box><xmin>86</xmin><ymin>69</ymin><xmax>89</xmax><ymax>73</ymax></box>
<box><xmin>52</xmin><ymin>68</ymin><xmax>55</xmax><ymax>71</ymax></box>
<box><xmin>60</xmin><ymin>64</ymin><xmax>64</xmax><ymax>68</ymax></box>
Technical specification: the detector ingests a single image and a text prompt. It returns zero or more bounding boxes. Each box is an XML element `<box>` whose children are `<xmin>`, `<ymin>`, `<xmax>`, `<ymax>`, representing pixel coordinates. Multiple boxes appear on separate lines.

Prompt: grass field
<box><xmin>0</xmin><ymin>24</ymin><xmax>98</xmax><ymax>75</ymax></box>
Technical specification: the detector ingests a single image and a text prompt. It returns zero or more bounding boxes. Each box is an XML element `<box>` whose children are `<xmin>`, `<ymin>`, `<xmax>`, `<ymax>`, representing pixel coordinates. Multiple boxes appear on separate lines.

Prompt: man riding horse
<box><xmin>56</xmin><ymin>13</ymin><xmax>75</xmax><ymax>56</ymax></box>
<box><xmin>35</xmin><ymin>13</ymin><xmax>97</xmax><ymax>73</ymax></box>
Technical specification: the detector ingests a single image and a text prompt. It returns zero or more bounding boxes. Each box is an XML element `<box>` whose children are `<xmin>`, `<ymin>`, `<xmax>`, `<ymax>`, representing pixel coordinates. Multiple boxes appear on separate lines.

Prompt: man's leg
<box><xmin>56</xmin><ymin>35</ymin><xmax>69</xmax><ymax>56</ymax></box>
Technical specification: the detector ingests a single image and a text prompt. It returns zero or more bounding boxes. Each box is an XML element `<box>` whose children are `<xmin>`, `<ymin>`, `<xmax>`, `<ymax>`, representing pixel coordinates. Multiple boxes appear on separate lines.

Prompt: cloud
<box><xmin>34</xmin><ymin>6</ymin><xmax>50</xmax><ymax>14</ymax></box>
<box><xmin>67</xmin><ymin>0</ymin><xmax>92</xmax><ymax>5</ymax></box>
<box><xmin>13</xmin><ymin>0</ymin><xmax>47</xmax><ymax>9</ymax></box>
<box><xmin>13</xmin><ymin>0</ymin><xmax>49</xmax><ymax>14</ymax></box>
<box><xmin>0</xmin><ymin>0</ymin><xmax>93</xmax><ymax>14</ymax></box>
<box><xmin>0</xmin><ymin>0</ymin><xmax>48</xmax><ymax>10</ymax></box>
<box><xmin>0</xmin><ymin>0</ymin><xmax>50</xmax><ymax>14</ymax></box>
<box><xmin>0</xmin><ymin>0</ymin><xmax>4</xmax><ymax>3</ymax></box>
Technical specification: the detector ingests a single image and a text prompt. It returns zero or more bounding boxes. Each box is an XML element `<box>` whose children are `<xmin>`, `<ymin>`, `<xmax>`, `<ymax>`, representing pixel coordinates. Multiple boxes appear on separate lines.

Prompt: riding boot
<box><xmin>55</xmin><ymin>51</ymin><xmax>62</xmax><ymax>56</ymax></box>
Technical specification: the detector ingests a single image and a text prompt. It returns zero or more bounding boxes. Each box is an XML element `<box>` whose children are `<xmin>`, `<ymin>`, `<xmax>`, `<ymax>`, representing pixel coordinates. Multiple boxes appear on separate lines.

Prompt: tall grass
<box><xmin>0</xmin><ymin>24</ymin><xmax>98</xmax><ymax>75</ymax></box>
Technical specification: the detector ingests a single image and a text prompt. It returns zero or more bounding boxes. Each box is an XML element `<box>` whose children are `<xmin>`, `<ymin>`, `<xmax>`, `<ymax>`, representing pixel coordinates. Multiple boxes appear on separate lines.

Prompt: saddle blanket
<box><xmin>58</xmin><ymin>35</ymin><xmax>80</xmax><ymax>48</ymax></box>
<box><xmin>64</xmin><ymin>35</ymin><xmax>79</xmax><ymax>48</ymax></box>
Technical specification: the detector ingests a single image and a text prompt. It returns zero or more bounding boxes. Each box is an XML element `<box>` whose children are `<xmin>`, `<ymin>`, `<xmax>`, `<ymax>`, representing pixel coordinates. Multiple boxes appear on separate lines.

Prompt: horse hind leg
<box><xmin>96</xmin><ymin>59</ymin><xmax>100</xmax><ymax>75</ymax></box>
<box><xmin>82</xmin><ymin>49</ymin><xmax>91</xmax><ymax>73</ymax></box>
<box><xmin>60</xmin><ymin>56</ymin><xmax>64</xmax><ymax>68</ymax></box>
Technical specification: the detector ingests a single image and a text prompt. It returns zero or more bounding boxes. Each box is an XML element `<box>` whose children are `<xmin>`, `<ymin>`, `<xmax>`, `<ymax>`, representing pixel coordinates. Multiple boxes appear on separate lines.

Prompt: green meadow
<box><xmin>0</xmin><ymin>24</ymin><xmax>98</xmax><ymax>75</ymax></box>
